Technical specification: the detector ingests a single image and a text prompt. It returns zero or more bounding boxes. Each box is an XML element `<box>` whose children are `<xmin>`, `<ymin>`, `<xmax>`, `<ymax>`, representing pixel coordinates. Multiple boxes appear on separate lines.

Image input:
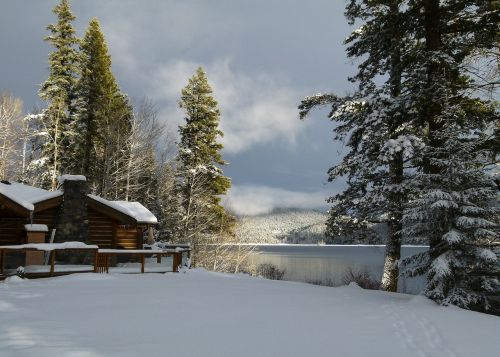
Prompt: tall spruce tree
<box><xmin>39</xmin><ymin>0</ymin><xmax>79</xmax><ymax>190</ymax></box>
<box><xmin>73</xmin><ymin>18</ymin><xmax>133</xmax><ymax>196</ymax></box>
<box><xmin>175</xmin><ymin>67</ymin><xmax>231</xmax><ymax>263</ymax></box>
<box><xmin>402</xmin><ymin>102</ymin><xmax>499</xmax><ymax>310</ymax></box>
<box><xmin>346</xmin><ymin>0</ymin><xmax>409</xmax><ymax>292</ymax></box>
<box><xmin>400</xmin><ymin>0</ymin><xmax>499</xmax><ymax>311</ymax></box>
<box><xmin>299</xmin><ymin>0</ymin><xmax>415</xmax><ymax>292</ymax></box>
<box><xmin>300</xmin><ymin>0</ymin><xmax>499</xmax><ymax>310</ymax></box>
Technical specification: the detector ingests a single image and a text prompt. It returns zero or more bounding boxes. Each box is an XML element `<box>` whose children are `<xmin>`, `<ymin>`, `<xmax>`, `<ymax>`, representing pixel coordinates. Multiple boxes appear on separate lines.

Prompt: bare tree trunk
<box><xmin>22</xmin><ymin>119</ymin><xmax>28</xmax><ymax>175</ymax></box>
<box><xmin>0</xmin><ymin>92</ymin><xmax>24</xmax><ymax>180</ymax></box>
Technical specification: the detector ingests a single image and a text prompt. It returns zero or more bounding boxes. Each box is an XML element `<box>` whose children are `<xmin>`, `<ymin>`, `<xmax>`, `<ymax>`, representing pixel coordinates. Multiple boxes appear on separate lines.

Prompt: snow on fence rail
<box><xmin>0</xmin><ymin>242</ymin><xmax>99</xmax><ymax>251</ymax></box>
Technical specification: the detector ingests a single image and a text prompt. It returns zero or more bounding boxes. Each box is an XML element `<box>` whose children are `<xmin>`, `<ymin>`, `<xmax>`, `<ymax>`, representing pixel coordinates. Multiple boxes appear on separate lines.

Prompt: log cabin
<box><xmin>0</xmin><ymin>175</ymin><xmax>157</xmax><ymax>250</ymax></box>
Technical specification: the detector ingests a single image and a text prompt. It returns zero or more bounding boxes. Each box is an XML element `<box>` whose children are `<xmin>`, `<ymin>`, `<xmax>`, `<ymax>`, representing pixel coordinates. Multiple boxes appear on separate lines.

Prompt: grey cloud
<box><xmin>146</xmin><ymin>58</ymin><xmax>307</xmax><ymax>153</ymax></box>
<box><xmin>1</xmin><ymin>0</ymin><xmax>352</xmax><ymax>202</ymax></box>
<box><xmin>225</xmin><ymin>184</ymin><xmax>331</xmax><ymax>216</ymax></box>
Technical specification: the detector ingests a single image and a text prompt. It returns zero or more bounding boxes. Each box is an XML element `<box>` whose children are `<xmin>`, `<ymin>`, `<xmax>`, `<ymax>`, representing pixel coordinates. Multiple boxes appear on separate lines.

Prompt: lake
<box><xmin>249</xmin><ymin>245</ymin><xmax>428</xmax><ymax>294</ymax></box>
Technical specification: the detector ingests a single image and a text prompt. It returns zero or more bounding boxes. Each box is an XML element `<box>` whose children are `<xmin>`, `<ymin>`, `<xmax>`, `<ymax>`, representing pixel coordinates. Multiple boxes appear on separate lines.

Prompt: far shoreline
<box><xmin>230</xmin><ymin>243</ymin><xmax>429</xmax><ymax>248</ymax></box>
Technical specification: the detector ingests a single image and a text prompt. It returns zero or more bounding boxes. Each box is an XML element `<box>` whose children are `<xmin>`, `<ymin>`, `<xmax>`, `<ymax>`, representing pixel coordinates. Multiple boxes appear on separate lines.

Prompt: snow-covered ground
<box><xmin>1</xmin><ymin>270</ymin><xmax>498</xmax><ymax>357</ymax></box>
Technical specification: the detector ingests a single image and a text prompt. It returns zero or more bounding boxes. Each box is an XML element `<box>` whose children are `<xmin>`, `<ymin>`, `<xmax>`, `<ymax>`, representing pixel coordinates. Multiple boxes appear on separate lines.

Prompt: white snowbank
<box><xmin>0</xmin><ymin>270</ymin><xmax>498</xmax><ymax>357</ymax></box>
<box><xmin>88</xmin><ymin>194</ymin><xmax>157</xmax><ymax>224</ymax></box>
<box><xmin>2</xmin><ymin>276</ymin><xmax>25</xmax><ymax>284</ymax></box>
<box><xmin>22</xmin><ymin>265</ymin><xmax>95</xmax><ymax>273</ymax></box>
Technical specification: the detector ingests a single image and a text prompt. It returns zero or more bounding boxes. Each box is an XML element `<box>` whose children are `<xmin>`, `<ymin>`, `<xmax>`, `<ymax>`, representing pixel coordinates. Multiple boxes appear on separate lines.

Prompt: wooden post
<box><xmin>50</xmin><ymin>250</ymin><xmax>55</xmax><ymax>277</ymax></box>
<box><xmin>0</xmin><ymin>250</ymin><xmax>4</xmax><ymax>276</ymax></box>
<box><xmin>106</xmin><ymin>255</ymin><xmax>109</xmax><ymax>273</ymax></box>
<box><xmin>172</xmin><ymin>252</ymin><xmax>181</xmax><ymax>273</ymax></box>
<box><xmin>93</xmin><ymin>250</ymin><xmax>98</xmax><ymax>273</ymax></box>
<box><xmin>156</xmin><ymin>254</ymin><xmax>161</xmax><ymax>264</ymax></box>
<box><xmin>141</xmin><ymin>254</ymin><xmax>145</xmax><ymax>273</ymax></box>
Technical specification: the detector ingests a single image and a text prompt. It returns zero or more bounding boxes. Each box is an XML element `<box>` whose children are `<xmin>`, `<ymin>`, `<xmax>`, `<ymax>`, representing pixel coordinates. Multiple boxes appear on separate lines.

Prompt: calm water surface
<box><xmin>249</xmin><ymin>245</ymin><xmax>428</xmax><ymax>294</ymax></box>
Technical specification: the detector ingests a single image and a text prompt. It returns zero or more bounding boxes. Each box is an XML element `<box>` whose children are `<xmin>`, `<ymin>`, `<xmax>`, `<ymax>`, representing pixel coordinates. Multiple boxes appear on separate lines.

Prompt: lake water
<box><xmin>249</xmin><ymin>245</ymin><xmax>428</xmax><ymax>294</ymax></box>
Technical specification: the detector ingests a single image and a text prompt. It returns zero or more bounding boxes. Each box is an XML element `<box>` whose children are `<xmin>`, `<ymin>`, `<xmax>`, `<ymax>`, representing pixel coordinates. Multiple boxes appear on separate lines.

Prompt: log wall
<box><xmin>33</xmin><ymin>206</ymin><xmax>58</xmax><ymax>242</ymax></box>
<box><xmin>0</xmin><ymin>218</ymin><xmax>24</xmax><ymax>245</ymax></box>
<box><xmin>87</xmin><ymin>207</ymin><xmax>115</xmax><ymax>248</ymax></box>
<box><xmin>0</xmin><ymin>205</ymin><xmax>24</xmax><ymax>245</ymax></box>
<box><xmin>115</xmin><ymin>227</ymin><xmax>140</xmax><ymax>249</ymax></box>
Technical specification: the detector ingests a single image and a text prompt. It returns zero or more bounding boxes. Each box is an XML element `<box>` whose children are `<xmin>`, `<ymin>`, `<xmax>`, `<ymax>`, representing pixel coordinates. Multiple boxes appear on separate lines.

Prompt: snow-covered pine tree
<box><xmin>175</xmin><ymin>67</ymin><xmax>232</xmax><ymax>265</ymax></box>
<box><xmin>397</xmin><ymin>0</ymin><xmax>500</xmax><ymax>311</ymax></box>
<box><xmin>402</xmin><ymin>100</ymin><xmax>499</xmax><ymax>311</ymax></box>
<box><xmin>16</xmin><ymin>111</ymin><xmax>49</xmax><ymax>187</ymax></box>
<box><xmin>39</xmin><ymin>0</ymin><xmax>79</xmax><ymax>190</ymax></box>
<box><xmin>299</xmin><ymin>0</ymin><xmax>418</xmax><ymax>291</ymax></box>
<box><xmin>300</xmin><ymin>1</ymin><xmax>498</xmax><ymax>300</ymax></box>
<box><xmin>73</xmin><ymin>18</ymin><xmax>133</xmax><ymax>197</ymax></box>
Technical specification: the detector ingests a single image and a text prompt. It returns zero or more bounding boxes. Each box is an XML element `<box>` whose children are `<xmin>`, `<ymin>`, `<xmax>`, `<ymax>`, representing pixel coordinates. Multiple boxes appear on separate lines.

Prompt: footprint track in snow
<box><xmin>382</xmin><ymin>300</ymin><xmax>458</xmax><ymax>357</ymax></box>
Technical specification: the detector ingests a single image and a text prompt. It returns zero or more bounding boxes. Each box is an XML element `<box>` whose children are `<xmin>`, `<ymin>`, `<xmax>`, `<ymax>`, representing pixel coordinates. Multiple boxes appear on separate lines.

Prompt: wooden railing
<box><xmin>96</xmin><ymin>249</ymin><xmax>187</xmax><ymax>273</ymax></box>
<box><xmin>0</xmin><ymin>244</ymin><xmax>98</xmax><ymax>277</ymax></box>
<box><xmin>95</xmin><ymin>253</ymin><xmax>109</xmax><ymax>273</ymax></box>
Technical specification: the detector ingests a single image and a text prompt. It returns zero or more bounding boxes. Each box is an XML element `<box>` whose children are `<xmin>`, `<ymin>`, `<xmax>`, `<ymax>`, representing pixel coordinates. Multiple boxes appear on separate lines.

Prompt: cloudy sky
<box><xmin>0</xmin><ymin>0</ymin><xmax>356</xmax><ymax>215</ymax></box>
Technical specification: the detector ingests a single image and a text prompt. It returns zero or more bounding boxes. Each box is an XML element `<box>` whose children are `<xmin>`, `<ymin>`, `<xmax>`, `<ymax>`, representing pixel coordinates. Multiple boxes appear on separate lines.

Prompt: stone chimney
<box><xmin>54</xmin><ymin>175</ymin><xmax>89</xmax><ymax>243</ymax></box>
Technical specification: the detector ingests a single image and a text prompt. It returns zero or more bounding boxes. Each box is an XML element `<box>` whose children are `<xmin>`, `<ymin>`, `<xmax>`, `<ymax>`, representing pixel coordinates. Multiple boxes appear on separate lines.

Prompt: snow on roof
<box><xmin>0</xmin><ymin>182</ymin><xmax>63</xmax><ymax>211</ymax></box>
<box><xmin>58</xmin><ymin>175</ymin><xmax>87</xmax><ymax>184</ymax></box>
<box><xmin>88</xmin><ymin>194</ymin><xmax>158</xmax><ymax>224</ymax></box>
<box><xmin>115</xmin><ymin>201</ymin><xmax>158</xmax><ymax>224</ymax></box>
<box><xmin>24</xmin><ymin>224</ymin><xmax>49</xmax><ymax>232</ymax></box>
<box><xmin>31</xmin><ymin>190</ymin><xmax>64</xmax><ymax>204</ymax></box>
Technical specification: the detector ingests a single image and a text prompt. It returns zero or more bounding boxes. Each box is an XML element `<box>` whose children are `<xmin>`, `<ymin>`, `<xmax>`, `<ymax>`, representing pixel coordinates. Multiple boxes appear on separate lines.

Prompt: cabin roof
<box><xmin>0</xmin><ymin>181</ymin><xmax>157</xmax><ymax>225</ymax></box>
<box><xmin>0</xmin><ymin>182</ymin><xmax>63</xmax><ymax>212</ymax></box>
<box><xmin>87</xmin><ymin>195</ymin><xmax>158</xmax><ymax>224</ymax></box>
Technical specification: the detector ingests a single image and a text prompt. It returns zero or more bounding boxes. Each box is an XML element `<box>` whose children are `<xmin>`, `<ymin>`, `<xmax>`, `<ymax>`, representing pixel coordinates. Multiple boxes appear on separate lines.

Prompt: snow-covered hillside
<box><xmin>234</xmin><ymin>208</ymin><xmax>429</xmax><ymax>244</ymax></box>
<box><xmin>235</xmin><ymin>208</ymin><xmax>328</xmax><ymax>244</ymax></box>
<box><xmin>1</xmin><ymin>271</ymin><xmax>498</xmax><ymax>357</ymax></box>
